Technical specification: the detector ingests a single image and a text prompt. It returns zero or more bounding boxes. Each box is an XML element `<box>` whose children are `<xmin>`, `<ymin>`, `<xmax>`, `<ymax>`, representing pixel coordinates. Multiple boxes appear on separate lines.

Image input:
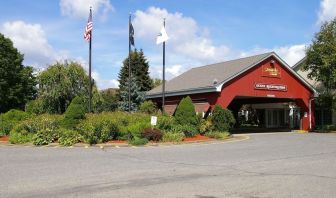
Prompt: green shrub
<box><xmin>128</xmin><ymin>137</ymin><xmax>148</xmax><ymax>146</ymax></box>
<box><xmin>157</xmin><ymin>115</ymin><xmax>176</xmax><ymax>131</ymax></box>
<box><xmin>141</xmin><ymin>128</ymin><xmax>163</xmax><ymax>141</ymax></box>
<box><xmin>25</xmin><ymin>99</ymin><xmax>44</xmax><ymax>115</ymax></box>
<box><xmin>211</xmin><ymin>105</ymin><xmax>235</xmax><ymax>131</ymax></box>
<box><xmin>62</xmin><ymin>96</ymin><xmax>86</xmax><ymax>129</ymax></box>
<box><xmin>126</xmin><ymin>121</ymin><xmax>151</xmax><ymax>139</ymax></box>
<box><xmin>76</xmin><ymin>111</ymin><xmax>151</xmax><ymax>143</ymax></box>
<box><xmin>77</xmin><ymin>115</ymin><xmax>120</xmax><ymax>145</ymax></box>
<box><xmin>205</xmin><ymin>131</ymin><xmax>230</xmax><ymax>140</ymax></box>
<box><xmin>58</xmin><ymin>128</ymin><xmax>82</xmax><ymax>146</ymax></box>
<box><xmin>199</xmin><ymin>119</ymin><xmax>213</xmax><ymax>134</ymax></box>
<box><xmin>174</xmin><ymin>96</ymin><xmax>197</xmax><ymax>127</ymax></box>
<box><xmin>319</xmin><ymin>124</ymin><xmax>336</xmax><ymax>132</ymax></box>
<box><xmin>162</xmin><ymin>131</ymin><xmax>185</xmax><ymax>142</ymax></box>
<box><xmin>0</xmin><ymin>109</ymin><xmax>30</xmax><ymax>136</ymax></box>
<box><xmin>9</xmin><ymin>114</ymin><xmax>62</xmax><ymax>144</ymax></box>
<box><xmin>139</xmin><ymin>100</ymin><xmax>157</xmax><ymax>114</ymax></box>
<box><xmin>9</xmin><ymin>131</ymin><xmax>34</xmax><ymax>144</ymax></box>
<box><xmin>33</xmin><ymin>129</ymin><xmax>57</xmax><ymax>146</ymax></box>
<box><xmin>171</xmin><ymin>124</ymin><xmax>198</xmax><ymax>137</ymax></box>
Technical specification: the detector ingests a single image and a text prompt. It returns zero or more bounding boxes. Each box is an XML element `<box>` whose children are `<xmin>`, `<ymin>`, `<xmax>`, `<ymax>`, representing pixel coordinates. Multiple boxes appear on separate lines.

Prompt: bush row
<box><xmin>1</xmin><ymin>97</ymin><xmax>236</xmax><ymax>146</ymax></box>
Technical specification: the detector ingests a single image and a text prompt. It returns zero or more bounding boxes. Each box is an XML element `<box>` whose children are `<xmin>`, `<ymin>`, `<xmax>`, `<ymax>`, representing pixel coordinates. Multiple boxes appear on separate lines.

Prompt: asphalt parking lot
<box><xmin>1</xmin><ymin>132</ymin><xmax>336</xmax><ymax>198</ymax></box>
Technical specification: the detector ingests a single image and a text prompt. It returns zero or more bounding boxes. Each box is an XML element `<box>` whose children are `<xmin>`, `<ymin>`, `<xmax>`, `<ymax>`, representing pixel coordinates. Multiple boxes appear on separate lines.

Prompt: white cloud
<box><xmin>1</xmin><ymin>21</ymin><xmax>67</xmax><ymax>68</ymax></box>
<box><xmin>166</xmin><ymin>64</ymin><xmax>183</xmax><ymax>77</ymax></box>
<box><xmin>317</xmin><ymin>0</ymin><xmax>336</xmax><ymax>24</ymax></box>
<box><xmin>92</xmin><ymin>70</ymin><xmax>119</xmax><ymax>89</ymax></box>
<box><xmin>274</xmin><ymin>44</ymin><xmax>306</xmax><ymax>66</ymax></box>
<box><xmin>134</xmin><ymin>6</ymin><xmax>306</xmax><ymax>81</ymax></box>
<box><xmin>60</xmin><ymin>0</ymin><xmax>114</xmax><ymax>20</ymax></box>
<box><xmin>0</xmin><ymin>20</ymin><xmax>117</xmax><ymax>90</ymax></box>
<box><xmin>240</xmin><ymin>44</ymin><xmax>306</xmax><ymax>66</ymax></box>
<box><xmin>133</xmin><ymin>7</ymin><xmax>233</xmax><ymax>63</ymax></box>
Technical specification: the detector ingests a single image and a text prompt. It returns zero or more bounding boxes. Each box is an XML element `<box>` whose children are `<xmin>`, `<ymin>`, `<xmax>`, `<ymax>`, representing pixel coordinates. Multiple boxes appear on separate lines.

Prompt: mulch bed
<box><xmin>0</xmin><ymin>136</ymin><xmax>9</xmax><ymax>142</ymax></box>
<box><xmin>106</xmin><ymin>140</ymin><xmax>127</xmax><ymax>144</ymax></box>
<box><xmin>183</xmin><ymin>134</ymin><xmax>211</xmax><ymax>142</ymax></box>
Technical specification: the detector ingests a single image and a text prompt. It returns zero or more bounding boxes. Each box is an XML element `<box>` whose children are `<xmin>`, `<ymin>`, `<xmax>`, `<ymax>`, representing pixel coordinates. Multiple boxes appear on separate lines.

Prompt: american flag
<box><xmin>84</xmin><ymin>9</ymin><xmax>93</xmax><ymax>41</ymax></box>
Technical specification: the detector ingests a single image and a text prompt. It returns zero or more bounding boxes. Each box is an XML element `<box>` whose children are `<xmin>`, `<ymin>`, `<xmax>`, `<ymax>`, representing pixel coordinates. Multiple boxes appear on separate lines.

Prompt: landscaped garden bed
<box><xmin>0</xmin><ymin>96</ymin><xmax>236</xmax><ymax>147</ymax></box>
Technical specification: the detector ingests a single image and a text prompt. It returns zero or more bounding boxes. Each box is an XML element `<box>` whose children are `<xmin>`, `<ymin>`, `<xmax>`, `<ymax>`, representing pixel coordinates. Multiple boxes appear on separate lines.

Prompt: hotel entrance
<box><xmin>228</xmin><ymin>96</ymin><xmax>305</xmax><ymax>132</ymax></box>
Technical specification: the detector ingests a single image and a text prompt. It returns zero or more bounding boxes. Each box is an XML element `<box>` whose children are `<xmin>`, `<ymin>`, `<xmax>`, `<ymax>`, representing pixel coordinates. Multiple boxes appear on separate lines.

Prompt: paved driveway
<box><xmin>1</xmin><ymin>132</ymin><xmax>336</xmax><ymax>198</ymax></box>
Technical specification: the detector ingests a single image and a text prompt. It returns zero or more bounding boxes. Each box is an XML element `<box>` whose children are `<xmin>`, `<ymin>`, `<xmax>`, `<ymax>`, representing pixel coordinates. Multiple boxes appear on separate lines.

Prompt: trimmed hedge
<box><xmin>211</xmin><ymin>105</ymin><xmax>235</xmax><ymax>131</ymax></box>
<box><xmin>62</xmin><ymin>96</ymin><xmax>86</xmax><ymax>129</ymax></box>
<box><xmin>175</xmin><ymin>96</ymin><xmax>197</xmax><ymax>127</ymax></box>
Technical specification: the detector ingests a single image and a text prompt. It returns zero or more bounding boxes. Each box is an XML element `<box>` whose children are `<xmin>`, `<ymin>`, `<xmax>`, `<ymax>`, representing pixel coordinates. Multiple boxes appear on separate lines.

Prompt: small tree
<box><xmin>174</xmin><ymin>96</ymin><xmax>197</xmax><ymax>126</ymax></box>
<box><xmin>211</xmin><ymin>105</ymin><xmax>235</xmax><ymax>132</ymax></box>
<box><xmin>62</xmin><ymin>96</ymin><xmax>86</xmax><ymax>129</ymax></box>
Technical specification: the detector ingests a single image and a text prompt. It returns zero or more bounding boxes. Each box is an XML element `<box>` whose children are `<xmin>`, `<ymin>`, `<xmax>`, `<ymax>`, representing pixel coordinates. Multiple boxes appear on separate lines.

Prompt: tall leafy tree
<box><xmin>100</xmin><ymin>88</ymin><xmax>119</xmax><ymax>112</ymax></box>
<box><xmin>37</xmin><ymin>61</ymin><xmax>101</xmax><ymax>114</ymax></box>
<box><xmin>304</xmin><ymin>19</ymin><xmax>336</xmax><ymax>109</ymax></box>
<box><xmin>118</xmin><ymin>49</ymin><xmax>153</xmax><ymax>110</ymax></box>
<box><xmin>0</xmin><ymin>33</ymin><xmax>37</xmax><ymax>113</ymax></box>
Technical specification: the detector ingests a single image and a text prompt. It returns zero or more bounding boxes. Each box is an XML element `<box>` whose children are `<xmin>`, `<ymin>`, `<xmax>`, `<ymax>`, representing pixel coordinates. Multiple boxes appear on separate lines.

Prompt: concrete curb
<box><xmin>0</xmin><ymin>135</ymin><xmax>249</xmax><ymax>148</ymax></box>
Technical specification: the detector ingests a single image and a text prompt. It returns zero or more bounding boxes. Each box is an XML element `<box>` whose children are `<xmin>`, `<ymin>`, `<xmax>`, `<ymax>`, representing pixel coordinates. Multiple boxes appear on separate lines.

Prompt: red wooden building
<box><xmin>146</xmin><ymin>52</ymin><xmax>317</xmax><ymax>131</ymax></box>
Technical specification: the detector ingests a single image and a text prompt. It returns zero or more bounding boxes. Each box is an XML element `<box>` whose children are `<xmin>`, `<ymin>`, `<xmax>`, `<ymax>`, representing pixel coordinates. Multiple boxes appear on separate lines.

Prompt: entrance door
<box><xmin>265</xmin><ymin>109</ymin><xmax>279</xmax><ymax>128</ymax></box>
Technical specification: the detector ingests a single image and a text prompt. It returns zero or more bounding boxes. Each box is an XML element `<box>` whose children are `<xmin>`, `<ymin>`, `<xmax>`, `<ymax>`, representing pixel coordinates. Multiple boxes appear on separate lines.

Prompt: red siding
<box><xmin>153</xmin><ymin>56</ymin><xmax>315</xmax><ymax>130</ymax></box>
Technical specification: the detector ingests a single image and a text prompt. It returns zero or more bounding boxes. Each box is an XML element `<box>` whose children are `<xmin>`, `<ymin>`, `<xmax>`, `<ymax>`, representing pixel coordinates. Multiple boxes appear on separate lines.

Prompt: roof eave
<box><xmin>146</xmin><ymin>86</ymin><xmax>218</xmax><ymax>99</ymax></box>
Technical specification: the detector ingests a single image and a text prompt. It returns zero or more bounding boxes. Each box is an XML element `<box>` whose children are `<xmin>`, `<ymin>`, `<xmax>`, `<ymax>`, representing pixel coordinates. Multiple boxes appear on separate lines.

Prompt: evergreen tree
<box><xmin>135</xmin><ymin>49</ymin><xmax>153</xmax><ymax>91</ymax></box>
<box><xmin>118</xmin><ymin>49</ymin><xmax>153</xmax><ymax>111</ymax></box>
<box><xmin>175</xmin><ymin>96</ymin><xmax>197</xmax><ymax>127</ymax></box>
<box><xmin>0</xmin><ymin>33</ymin><xmax>37</xmax><ymax>113</ymax></box>
<box><xmin>118</xmin><ymin>75</ymin><xmax>145</xmax><ymax>111</ymax></box>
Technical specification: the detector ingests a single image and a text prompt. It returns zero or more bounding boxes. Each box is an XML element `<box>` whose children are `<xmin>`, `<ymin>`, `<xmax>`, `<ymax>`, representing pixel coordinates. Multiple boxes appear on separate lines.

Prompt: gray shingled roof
<box><xmin>147</xmin><ymin>52</ymin><xmax>273</xmax><ymax>97</ymax></box>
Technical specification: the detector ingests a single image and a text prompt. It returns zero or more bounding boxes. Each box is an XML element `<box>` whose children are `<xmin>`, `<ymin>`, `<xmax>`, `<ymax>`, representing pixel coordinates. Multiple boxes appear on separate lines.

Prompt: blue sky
<box><xmin>0</xmin><ymin>0</ymin><xmax>334</xmax><ymax>89</ymax></box>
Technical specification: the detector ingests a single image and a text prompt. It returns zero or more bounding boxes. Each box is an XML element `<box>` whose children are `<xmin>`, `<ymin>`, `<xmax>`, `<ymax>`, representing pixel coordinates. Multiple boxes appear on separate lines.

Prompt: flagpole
<box><xmin>128</xmin><ymin>13</ymin><xmax>132</xmax><ymax>112</ymax></box>
<box><xmin>89</xmin><ymin>7</ymin><xmax>92</xmax><ymax>113</ymax></box>
<box><xmin>162</xmin><ymin>18</ymin><xmax>166</xmax><ymax>114</ymax></box>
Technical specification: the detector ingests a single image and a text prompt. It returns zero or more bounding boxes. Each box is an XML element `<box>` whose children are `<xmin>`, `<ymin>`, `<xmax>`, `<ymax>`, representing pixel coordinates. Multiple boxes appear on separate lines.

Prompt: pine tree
<box><xmin>135</xmin><ymin>49</ymin><xmax>153</xmax><ymax>91</ymax></box>
<box><xmin>118</xmin><ymin>49</ymin><xmax>153</xmax><ymax>111</ymax></box>
<box><xmin>118</xmin><ymin>75</ymin><xmax>145</xmax><ymax>111</ymax></box>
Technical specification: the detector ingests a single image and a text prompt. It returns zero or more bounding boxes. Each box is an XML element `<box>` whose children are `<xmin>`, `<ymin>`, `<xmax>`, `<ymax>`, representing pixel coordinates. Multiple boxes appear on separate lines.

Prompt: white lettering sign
<box><xmin>255</xmin><ymin>83</ymin><xmax>287</xmax><ymax>91</ymax></box>
<box><xmin>151</xmin><ymin>116</ymin><xmax>157</xmax><ymax>126</ymax></box>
